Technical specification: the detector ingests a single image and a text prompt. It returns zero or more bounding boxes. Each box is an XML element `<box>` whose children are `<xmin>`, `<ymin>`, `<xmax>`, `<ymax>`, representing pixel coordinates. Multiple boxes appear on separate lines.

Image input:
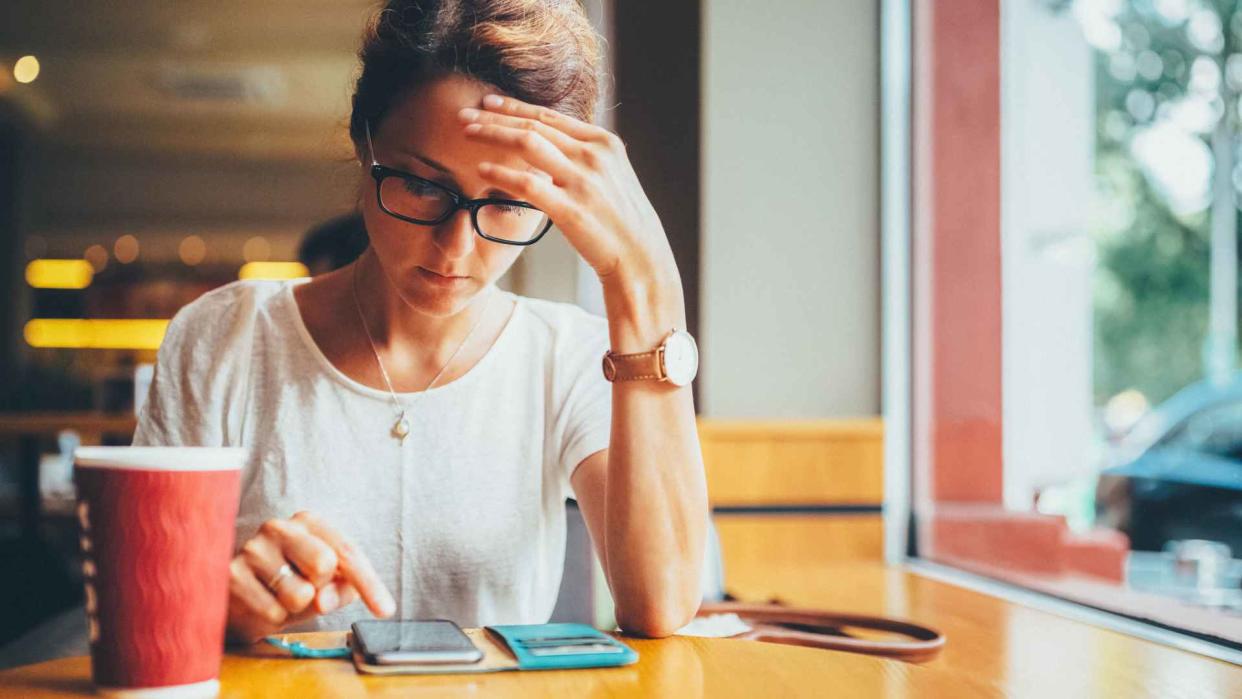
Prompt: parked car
<box><xmin>1097</xmin><ymin>377</ymin><xmax>1242</xmax><ymax>553</ymax></box>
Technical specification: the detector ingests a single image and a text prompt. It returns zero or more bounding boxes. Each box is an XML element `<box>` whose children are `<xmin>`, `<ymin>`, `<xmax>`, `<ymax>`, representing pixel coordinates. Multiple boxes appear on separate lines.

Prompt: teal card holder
<box><xmin>485</xmin><ymin>623</ymin><xmax>639</xmax><ymax>670</ymax></box>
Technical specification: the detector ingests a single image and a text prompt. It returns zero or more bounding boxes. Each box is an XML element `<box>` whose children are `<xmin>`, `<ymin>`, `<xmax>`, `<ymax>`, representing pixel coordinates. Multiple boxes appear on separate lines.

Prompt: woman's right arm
<box><xmin>129</xmin><ymin>288</ymin><xmax>396</xmax><ymax>641</ymax></box>
<box><xmin>226</xmin><ymin>511</ymin><xmax>396</xmax><ymax>643</ymax></box>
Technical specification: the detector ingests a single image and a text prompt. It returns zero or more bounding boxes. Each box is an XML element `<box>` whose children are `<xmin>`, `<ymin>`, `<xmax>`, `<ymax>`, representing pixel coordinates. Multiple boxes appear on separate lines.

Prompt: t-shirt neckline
<box><xmin>281</xmin><ymin>278</ymin><xmax>523</xmax><ymax>401</ymax></box>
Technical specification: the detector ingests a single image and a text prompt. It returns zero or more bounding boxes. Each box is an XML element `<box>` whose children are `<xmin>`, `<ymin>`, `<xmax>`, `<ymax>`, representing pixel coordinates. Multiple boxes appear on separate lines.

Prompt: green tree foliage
<box><xmin>1093</xmin><ymin>154</ymin><xmax>1210</xmax><ymax>404</ymax></box>
<box><xmin>1089</xmin><ymin>0</ymin><xmax>1236</xmax><ymax>405</ymax></box>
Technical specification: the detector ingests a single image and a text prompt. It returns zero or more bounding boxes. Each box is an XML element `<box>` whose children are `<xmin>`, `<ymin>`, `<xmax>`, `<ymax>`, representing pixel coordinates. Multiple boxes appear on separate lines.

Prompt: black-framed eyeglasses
<box><xmin>365</xmin><ymin>120</ymin><xmax>554</xmax><ymax>246</ymax></box>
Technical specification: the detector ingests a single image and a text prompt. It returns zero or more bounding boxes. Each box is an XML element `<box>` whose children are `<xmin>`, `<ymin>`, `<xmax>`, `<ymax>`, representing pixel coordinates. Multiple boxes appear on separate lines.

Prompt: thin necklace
<box><xmin>351</xmin><ymin>261</ymin><xmax>491</xmax><ymax>443</ymax></box>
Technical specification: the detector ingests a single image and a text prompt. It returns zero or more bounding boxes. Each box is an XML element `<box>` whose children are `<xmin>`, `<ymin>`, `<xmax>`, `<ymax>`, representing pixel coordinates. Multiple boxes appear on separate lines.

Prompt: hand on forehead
<box><xmin>377</xmin><ymin>75</ymin><xmax>550</xmax><ymax>194</ymax></box>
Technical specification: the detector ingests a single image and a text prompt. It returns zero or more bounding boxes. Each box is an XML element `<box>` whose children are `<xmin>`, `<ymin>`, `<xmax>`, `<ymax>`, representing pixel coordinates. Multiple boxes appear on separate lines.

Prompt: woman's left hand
<box><xmin>459</xmin><ymin>94</ymin><xmax>678</xmax><ymax>289</ymax></box>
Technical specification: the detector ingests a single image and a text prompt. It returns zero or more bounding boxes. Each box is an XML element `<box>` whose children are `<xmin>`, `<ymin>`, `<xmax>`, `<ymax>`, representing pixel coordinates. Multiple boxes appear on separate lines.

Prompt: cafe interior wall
<box><xmin>700</xmin><ymin>0</ymin><xmax>881</xmax><ymax>418</ymax></box>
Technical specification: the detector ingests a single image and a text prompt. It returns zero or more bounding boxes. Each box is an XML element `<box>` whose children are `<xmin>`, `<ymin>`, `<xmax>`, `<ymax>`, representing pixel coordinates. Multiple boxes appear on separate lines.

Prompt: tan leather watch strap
<box><xmin>602</xmin><ymin>348</ymin><xmax>664</xmax><ymax>381</ymax></box>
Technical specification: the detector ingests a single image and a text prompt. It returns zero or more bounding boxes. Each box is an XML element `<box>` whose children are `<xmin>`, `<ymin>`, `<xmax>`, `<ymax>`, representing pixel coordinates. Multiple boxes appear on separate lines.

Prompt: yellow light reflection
<box><xmin>24</xmin><ymin>319</ymin><xmax>169</xmax><ymax>350</ymax></box>
<box><xmin>25</xmin><ymin>259</ymin><xmax>94</xmax><ymax>289</ymax></box>
<box><xmin>239</xmin><ymin>261</ymin><xmax>308</xmax><ymax>281</ymax></box>
<box><xmin>14</xmin><ymin>55</ymin><xmax>39</xmax><ymax>84</ymax></box>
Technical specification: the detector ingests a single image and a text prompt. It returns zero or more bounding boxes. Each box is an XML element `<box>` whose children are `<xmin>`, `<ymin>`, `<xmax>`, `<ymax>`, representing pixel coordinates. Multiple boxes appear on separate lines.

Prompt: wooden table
<box><xmin>1</xmin><ymin>564</ymin><xmax>1239</xmax><ymax>698</ymax></box>
<box><xmin>724</xmin><ymin>563</ymin><xmax>1242</xmax><ymax>698</ymax></box>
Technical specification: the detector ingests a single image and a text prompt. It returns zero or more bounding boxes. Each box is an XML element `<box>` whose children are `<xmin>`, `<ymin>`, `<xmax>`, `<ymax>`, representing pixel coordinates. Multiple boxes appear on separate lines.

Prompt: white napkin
<box><xmin>674</xmin><ymin>613</ymin><xmax>752</xmax><ymax>638</ymax></box>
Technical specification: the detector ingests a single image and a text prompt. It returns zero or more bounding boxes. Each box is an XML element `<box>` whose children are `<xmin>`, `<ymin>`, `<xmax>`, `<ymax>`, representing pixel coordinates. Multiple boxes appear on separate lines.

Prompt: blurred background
<box><xmin>0</xmin><ymin>0</ymin><xmax>1238</xmax><ymax>663</ymax></box>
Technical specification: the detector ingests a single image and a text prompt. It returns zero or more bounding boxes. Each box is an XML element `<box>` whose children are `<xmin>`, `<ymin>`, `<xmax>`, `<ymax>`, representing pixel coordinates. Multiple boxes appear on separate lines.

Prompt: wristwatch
<box><xmin>602</xmin><ymin>329</ymin><xmax>699</xmax><ymax>387</ymax></box>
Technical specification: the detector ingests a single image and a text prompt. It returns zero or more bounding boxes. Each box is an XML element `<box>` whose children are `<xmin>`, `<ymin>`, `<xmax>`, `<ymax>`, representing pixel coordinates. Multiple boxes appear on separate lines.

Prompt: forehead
<box><xmin>376</xmin><ymin>74</ymin><xmax>526</xmax><ymax>177</ymax></box>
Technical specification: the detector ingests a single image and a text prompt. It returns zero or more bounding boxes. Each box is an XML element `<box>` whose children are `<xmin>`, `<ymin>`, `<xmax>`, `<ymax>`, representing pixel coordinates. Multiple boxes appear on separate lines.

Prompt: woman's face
<box><xmin>359</xmin><ymin>74</ymin><xmax>530</xmax><ymax>316</ymax></box>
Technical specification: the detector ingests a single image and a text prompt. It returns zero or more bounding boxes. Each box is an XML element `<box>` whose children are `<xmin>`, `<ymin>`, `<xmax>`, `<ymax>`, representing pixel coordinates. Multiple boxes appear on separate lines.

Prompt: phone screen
<box><xmin>352</xmin><ymin>619</ymin><xmax>483</xmax><ymax>665</ymax></box>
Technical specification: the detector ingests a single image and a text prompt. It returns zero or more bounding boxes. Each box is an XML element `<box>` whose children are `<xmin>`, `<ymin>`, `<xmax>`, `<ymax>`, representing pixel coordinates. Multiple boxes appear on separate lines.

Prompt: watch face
<box><xmin>662</xmin><ymin>331</ymin><xmax>699</xmax><ymax>386</ymax></box>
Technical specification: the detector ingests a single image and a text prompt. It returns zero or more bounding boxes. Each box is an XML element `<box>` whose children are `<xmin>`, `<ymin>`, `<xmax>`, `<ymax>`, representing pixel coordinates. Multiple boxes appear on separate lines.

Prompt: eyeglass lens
<box><xmin>378</xmin><ymin>175</ymin><xmax>549</xmax><ymax>243</ymax></box>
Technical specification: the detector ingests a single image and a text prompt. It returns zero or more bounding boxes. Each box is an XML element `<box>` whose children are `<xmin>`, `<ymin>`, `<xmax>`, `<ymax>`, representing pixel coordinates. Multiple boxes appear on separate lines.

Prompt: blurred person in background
<box><xmin>133</xmin><ymin>0</ymin><xmax>707</xmax><ymax>644</ymax></box>
<box><xmin>298</xmin><ymin>212</ymin><xmax>369</xmax><ymax>276</ymax></box>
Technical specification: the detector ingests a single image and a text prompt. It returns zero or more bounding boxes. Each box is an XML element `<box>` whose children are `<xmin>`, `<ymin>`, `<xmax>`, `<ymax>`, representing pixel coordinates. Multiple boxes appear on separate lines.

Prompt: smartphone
<box><xmin>351</xmin><ymin>619</ymin><xmax>484</xmax><ymax>665</ymax></box>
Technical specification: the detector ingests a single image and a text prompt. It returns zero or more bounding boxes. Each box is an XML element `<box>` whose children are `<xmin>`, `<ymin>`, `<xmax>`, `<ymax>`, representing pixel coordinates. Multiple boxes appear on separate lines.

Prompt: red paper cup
<box><xmin>73</xmin><ymin>447</ymin><xmax>246</xmax><ymax>698</ymax></box>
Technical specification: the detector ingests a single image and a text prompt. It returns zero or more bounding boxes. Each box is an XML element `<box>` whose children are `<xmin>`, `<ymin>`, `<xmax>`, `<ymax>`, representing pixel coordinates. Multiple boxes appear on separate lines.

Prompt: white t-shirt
<box><xmin>132</xmin><ymin>279</ymin><xmax>613</xmax><ymax>631</ymax></box>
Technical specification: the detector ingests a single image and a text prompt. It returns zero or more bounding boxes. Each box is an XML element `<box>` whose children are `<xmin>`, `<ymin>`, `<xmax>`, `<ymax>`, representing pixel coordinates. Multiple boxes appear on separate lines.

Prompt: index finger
<box><xmin>292</xmin><ymin>512</ymin><xmax>396</xmax><ymax>618</ymax></box>
<box><xmin>481</xmin><ymin>94</ymin><xmax>612</xmax><ymax>145</ymax></box>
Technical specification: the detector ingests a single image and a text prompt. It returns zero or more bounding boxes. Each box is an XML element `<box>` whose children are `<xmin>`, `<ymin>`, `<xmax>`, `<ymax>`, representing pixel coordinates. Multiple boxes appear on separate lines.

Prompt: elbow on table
<box><xmin>615</xmin><ymin>600</ymin><xmax>697</xmax><ymax>639</ymax></box>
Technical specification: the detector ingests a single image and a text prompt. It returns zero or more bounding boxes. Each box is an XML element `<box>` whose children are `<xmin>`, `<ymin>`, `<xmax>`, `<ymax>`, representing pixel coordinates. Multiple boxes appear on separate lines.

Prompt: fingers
<box><xmin>293</xmin><ymin>512</ymin><xmax>396</xmax><ymax>618</ymax></box>
<box><xmin>228</xmin><ymin>556</ymin><xmax>287</xmax><ymax>629</ymax></box>
<box><xmin>239</xmin><ymin>535</ymin><xmax>317</xmax><ymax>615</ymax></box>
<box><xmin>260</xmin><ymin>518</ymin><xmax>338</xmax><ymax>588</ymax></box>
<box><xmin>226</xmin><ymin>514</ymin><xmax>382</xmax><ymax>645</ymax></box>
<box><xmin>226</xmin><ymin>565</ymin><xmax>332</xmax><ymax>644</ymax></box>
<box><xmin>227</xmin><ymin>552</ymin><xmax>322</xmax><ymax>644</ymax></box>
<box><xmin>480</xmin><ymin>93</ymin><xmax>616</xmax><ymax>146</ymax></box>
<box><xmin>458</xmin><ymin>107</ymin><xmax>580</xmax><ymax>157</ymax></box>
<box><xmin>315</xmin><ymin>580</ymin><xmax>360</xmax><ymax>615</ymax></box>
<box><xmin>462</xmin><ymin>121</ymin><xmax>581</xmax><ymax>189</ymax></box>
<box><xmin>477</xmin><ymin>161</ymin><xmax>587</xmax><ymax>232</ymax></box>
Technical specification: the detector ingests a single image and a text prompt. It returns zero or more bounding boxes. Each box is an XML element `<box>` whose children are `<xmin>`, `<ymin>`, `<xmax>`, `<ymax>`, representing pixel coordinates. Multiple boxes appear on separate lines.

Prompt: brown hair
<box><xmin>348</xmin><ymin>0</ymin><xmax>603</xmax><ymax>149</ymax></box>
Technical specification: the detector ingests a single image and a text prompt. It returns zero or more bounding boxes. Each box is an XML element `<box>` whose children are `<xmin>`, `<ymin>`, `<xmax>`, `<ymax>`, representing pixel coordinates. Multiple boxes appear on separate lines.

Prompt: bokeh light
<box><xmin>179</xmin><ymin>235</ymin><xmax>207</xmax><ymax>266</ymax></box>
<box><xmin>84</xmin><ymin>245</ymin><xmax>109</xmax><ymax>273</ymax></box>
<box><xmin>1186</xmin><ymin>8</ymin><xmax>1223</xmax><ymax>53</ymax></box>
<box><xmin>1135</xmin><ymin>50</ymin><xmax>1163</xmax><ymax>81</ymax></box>
<box><xmin>1104</xmin><ymin>389</ymin><xmax>1151</xmax><ymax>437</ymax></box>
<box><xmin>24</xmin><ymin>319</ymin><xmax>168</xmax><ymax>350</ymax></box>
<box><xmin>238</xmin><ymin>261</ymin><xmax>308</xmax><ymax>281</ymax></box>
<box><xmin>1153</xmin><ymin>0</ymin><xmax>1189</xmax><ymax>24</ymax></box>
<box><xmin>1130</xmin><ymin>121</ymin><xmax>1212</xmax><ymax>215</ymax></box>
<box><xmin>114</xmin><ymin>235</ymin><xmax>140</xmax><ymax>264</ymax></box>
<box><xmin>242</xmin><ymin>236</ymin><xmax>272</xmax><ymax>263</ymax></box>
<box><xmin>1189</xmin><ymin>55</ymin><xmax>1221</xmax><ymax>94</ymax></box>
<box><xmin>13</xmin><ymin>55</ymin><xmax>39</xmax><ymax>84</ymax></box>
<box><xmin>1125</xmin><ymin>88</ymin><xmax>1155</xmax><ymax>121</ymax></box>
<box><xmin>25</xmin><ymin>259</ymin><xmax>94</xmax><ymax>289</ymax></box>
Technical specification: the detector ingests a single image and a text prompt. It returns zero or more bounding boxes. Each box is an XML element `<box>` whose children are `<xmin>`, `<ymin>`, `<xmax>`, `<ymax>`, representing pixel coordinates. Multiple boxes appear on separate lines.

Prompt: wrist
<box><xmin>601</xmin><ymin>265</ymin><xmax>687</xmax><ymax>353</ymax></box>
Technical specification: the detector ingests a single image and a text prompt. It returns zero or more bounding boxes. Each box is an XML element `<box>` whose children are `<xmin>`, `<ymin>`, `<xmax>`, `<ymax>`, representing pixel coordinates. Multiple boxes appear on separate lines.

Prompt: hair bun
<box><xmin>350</xmin><ymin>0</ymin><xmax>602</xmax><ymax>148</ymax></box>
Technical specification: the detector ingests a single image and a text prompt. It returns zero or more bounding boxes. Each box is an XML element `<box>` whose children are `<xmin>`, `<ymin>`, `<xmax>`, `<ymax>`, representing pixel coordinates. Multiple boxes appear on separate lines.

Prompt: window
<box><xmin>893</xmin><ymin>0</ymin><xmax>1242</xmax><ymax>655</ymax></box>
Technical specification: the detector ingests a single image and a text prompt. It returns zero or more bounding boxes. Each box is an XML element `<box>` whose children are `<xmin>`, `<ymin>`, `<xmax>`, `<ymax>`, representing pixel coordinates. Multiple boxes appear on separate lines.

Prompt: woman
<box><xmin>134</xmin><ymin>0</ymin><xmax>707</xmax><ymax>642</ymax></box>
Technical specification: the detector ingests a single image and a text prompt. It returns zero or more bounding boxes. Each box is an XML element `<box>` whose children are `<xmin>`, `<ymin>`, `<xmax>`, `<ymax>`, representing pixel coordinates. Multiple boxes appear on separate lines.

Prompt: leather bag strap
<box><xmin>696</xmin><ymin>601</ymin><xmax>945</xmax><ymax>663</ymax></box>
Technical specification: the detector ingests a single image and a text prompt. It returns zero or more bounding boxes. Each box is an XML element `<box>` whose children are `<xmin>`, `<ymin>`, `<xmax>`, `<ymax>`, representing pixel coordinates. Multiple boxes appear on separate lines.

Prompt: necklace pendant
<box><xmin>392</xmin><ymin>413</ymin><xmax>411</xmax><ymax>442</ymax></box>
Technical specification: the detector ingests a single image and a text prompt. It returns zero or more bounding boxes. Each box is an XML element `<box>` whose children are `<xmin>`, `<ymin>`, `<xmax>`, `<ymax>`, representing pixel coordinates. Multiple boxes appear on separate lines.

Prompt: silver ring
<box><xmin>266</xmin><ymin>563</ymin><xmax>294</xmax><ymax>591</ymax></box>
